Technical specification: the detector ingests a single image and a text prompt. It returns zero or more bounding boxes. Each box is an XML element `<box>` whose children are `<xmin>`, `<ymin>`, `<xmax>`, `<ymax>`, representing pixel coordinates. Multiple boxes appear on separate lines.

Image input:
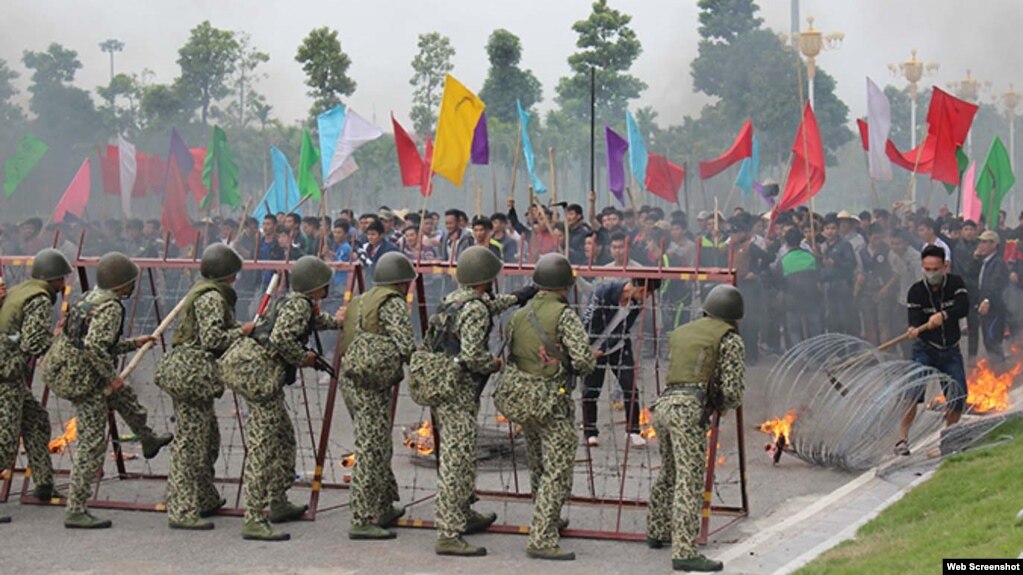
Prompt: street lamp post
<box><xmin>98</xmin><ymin>39</ymin><xmax>124</xmax><ymax>83</ymax></box>
<box><xmin>797</xmin><ymin>16</ymin><xmax>843</xmax><ymax>109</ymax></box>
<box><xmin>948</xmin><ymin>69</ymin><xmax>991</xmax><ymax>154</ymax></box>
<box><xmin>888</xmin><ymin>49</ymin><xmax>939</xmax><ymax>149</ymax></box>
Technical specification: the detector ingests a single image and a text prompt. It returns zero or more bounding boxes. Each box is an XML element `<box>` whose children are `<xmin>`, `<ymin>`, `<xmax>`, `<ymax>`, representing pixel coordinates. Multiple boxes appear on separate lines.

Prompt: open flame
<box><xmin>758</xmin><ymin>411</ymin><xmax>796</xmax><ymax>443</ymax></box>
<box><xmin>403</xmin><ymin>420</ymin><xmax>435</xmax><ymax>456</ymax></box>
<box><xmin>496</xmin><ymin>414</ymin><xmax>508</xmax><ymax>424</ymax></box>
<box><xmin>340</xmin><ymin>453</ymin><xmax>356</xmax><ymax>468</ymax></box>
<box><xmin>48</xmin><ymin>418</ymin><xmax>77</xmax><ymax>454</ymax></box>
<box><xmin>639</xmin><ymin>407</ymin><xmax>656</xmax><ymax>439</ymax></box>
<box><xmin>965</xmin><ymin>357</ymin><xmax>1021</xmax><ymax>413</ymax></box>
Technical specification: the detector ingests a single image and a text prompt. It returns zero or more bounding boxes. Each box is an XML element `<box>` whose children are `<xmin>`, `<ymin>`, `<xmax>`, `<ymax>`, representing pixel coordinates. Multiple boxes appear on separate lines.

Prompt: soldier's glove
<box><xmin>312</xmin><ymin>354</ymin><xmax>336</xmax><ymax>379</ymax></box>
<box><xmin>512</xmin><ymin>284</ymin><xmax>540</xmax><ymax>307</ymax></box>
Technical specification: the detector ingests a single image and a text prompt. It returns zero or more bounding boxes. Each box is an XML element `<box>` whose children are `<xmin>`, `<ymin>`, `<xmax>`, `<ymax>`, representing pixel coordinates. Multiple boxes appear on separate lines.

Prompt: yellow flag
<box><xmin>431</xmin><ymin>74</ymin><xmax>485</xmax><ymax>187</ymax></box>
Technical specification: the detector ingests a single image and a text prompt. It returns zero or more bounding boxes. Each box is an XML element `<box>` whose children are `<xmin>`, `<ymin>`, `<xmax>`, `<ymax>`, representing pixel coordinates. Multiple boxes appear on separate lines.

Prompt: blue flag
<box><xmin>625</xmin><ymin>110</ymin><xmax>648</xmax><ymax>190</ymax></box>
<box><xmin>517</xmin><ymin>99</ymin><xmax>547</xmax><ymax>194</ymax></box>
<box><xmin>735</xmin><ymin>134</ymin><xmax>760</xmax><ymax>197</ymax></box>
<box><xmin>317</xmin><ymin>105</ymin><xmax>346</xmax><ymax>182</ymax></box>
<box><xmin>253</xmin><ymin>146</ymin><xmax>301</xmax><ymax>220</ymax></box>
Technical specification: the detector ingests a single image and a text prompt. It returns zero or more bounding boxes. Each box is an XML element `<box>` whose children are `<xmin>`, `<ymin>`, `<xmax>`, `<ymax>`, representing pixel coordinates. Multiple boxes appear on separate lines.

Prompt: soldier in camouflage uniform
<box><xmin>433</xmin><ymin>246</ymin><xmax>537</xmax><ymax>557</ymax></box>
<box><xmin>156</xmin><ymin>244</ymin><xmax>254</xmax><ymax>530</ymax></box>
<box><xmin>340</xmin><ymin>252</ymin><xmax>417</xmax><ymax>541</ymax></box>
<box><xmin>0</xmin><ymin>249</ymin><xmax>72</xmax><ymax>523</ymax></box>
<box><xmin>220</xmin><ymin>256</ymin><xmax>344</xmax><ymax>541</ymax></box>
<box><xmin>44</xmin><ymin>252</ymin><xmax>172</xmax><ymax>529</ymax></box>
<box><xmin>647</xmin><ymin>284</ymin><xmax>745</xmax><ymax>572</ymax></box>
<box><xmin>494</xmin><ymin>254</ymin><xmax>596</xmax><ymax>560</ymax></box>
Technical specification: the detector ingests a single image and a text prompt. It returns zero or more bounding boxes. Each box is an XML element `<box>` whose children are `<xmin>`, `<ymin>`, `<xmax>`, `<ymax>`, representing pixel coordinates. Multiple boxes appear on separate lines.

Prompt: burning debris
<box><xmin>758</xmin><ymin>411</ymin><xmax>796</xmax><ymax>464</ymax></box>
<box><xmin>340</xmin><ymin>453</ymin><xmax>356</xmax><ymax>468</ymax></box>
<box><xmin>496</xmin><ymin>414</ymin><xmax>508</xmax><ymax>424</ymax></box>
<box><xmin>639</xmin><ymin>407</ymin><xmax>656</xmax><ymax>439</ymax></box>
<box><xmin>48</xmin><ymin>418</ymin><xmax>77</xmax><ymax>454</ymax></box>
<box><xmin>965</xmin><ymin>358</ymin><xmax>1021</xmax><ymax>414</ymax></box>
<box><xmin>403</xmin><ymin>420</ymin><xmax>435</xmax><ymax>457</ymax></box>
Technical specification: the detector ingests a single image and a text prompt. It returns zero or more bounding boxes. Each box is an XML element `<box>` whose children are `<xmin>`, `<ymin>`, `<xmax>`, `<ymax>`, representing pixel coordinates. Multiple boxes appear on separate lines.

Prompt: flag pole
<box><xmin>471</xmin><ymin>163</ymin><xmax>482</xmax><ymax>217</ymax></box>
<box><xmin>682</xmin><ymin>159</ymin><xmax>690</xmax><ymax>216</ymax></box>
<box><xmin>590</xmin><ymin>66</ymin><xmax>597</xmax><ymax>199</ymax></box>
<box><xmin>794</xmin><ymin>44</ymin><xmax>817</xmax><ymax>252</ymax></box>
<box><xmin>491</xmin><ymin>163</ymin><xmax>498</xmax><ymax>214</ymax></box>
<box><xmin>548</xmin><ymin>147</ymin><xmax>557</xmax><ymax>207</ymax></box>
<box><xmin>509</xmin><ymin>123</ymin><xmax>522</xmax><ymax>208</ymax></box>
<box><xmin>415</xmin><ymin>173</ymin><xmax>434</xmax><ymax>265</ymax></box>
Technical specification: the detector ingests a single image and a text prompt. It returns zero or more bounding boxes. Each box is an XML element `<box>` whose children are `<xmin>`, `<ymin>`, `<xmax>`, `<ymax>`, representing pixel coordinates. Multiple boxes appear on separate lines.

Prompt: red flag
<box><xmin>392</xmin><ymin>114</ymin><xmax>424</xmax><ymax>187</ymax></box>
<box><xmin>856</xmin><ymin>119</ymin><xmax>869</xmax><ymax>151</ymax></box>
<box><xmin>162</xmin><ymin>159</ymin><xmax>198</xmax><ymax>249</ymax></box>
<box><xmin>645</xmin><ymin>152</ymin><xmax>685</xmax><ymax>203</ymax></box>
<box><xmin>927</xmin><ymin>88</ymin><xmax>978</xmax><ymax>185</ymax></box>
<box><xmin>188</xmin><ymin>147</ymin><xmax>211</xmax><ymax>205</ymax></box>
<box><xmin>99</xmin><ymin>145</ymin><xmax>120</xmax><ymax>195</ymax></box>
<box><xmin>147</xmin><ymin>154</ymin><xmax>166</xmax><ymax>196</ymax></box>
<box><xmin>132</xmin><ymin>152</ymin><xmax>149</xmax><ymax>198</ymax></box>
<box><xmin>776</xmin><ymin>104</ymin><xmax>825</xmax><ymax>213</ymax></box>
<box><xmin>53</xmin><ymin>159</ymin><xmax>91</xmax><ymax>223</ymax></box>
<box><xmin>421</xmin><ymin>138</ymin><xmax>434</xmax><ymax>197</ymax></box>
<box><xmin>886</xmin><ymin>137</ymin><xmax>935</xmax><ymax>173</ymax></box>
<box><xmin>699</xmin><ymin>119</ymin><xmax>753</xmax><ymax>180</ymax></box>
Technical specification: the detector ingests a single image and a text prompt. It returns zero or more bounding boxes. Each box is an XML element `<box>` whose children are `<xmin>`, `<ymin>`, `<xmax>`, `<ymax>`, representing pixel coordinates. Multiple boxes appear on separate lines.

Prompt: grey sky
<box><xmin>3</xmin><ymin>0</ymin><xmax>1022</xmax><ymax>130</ymax></box>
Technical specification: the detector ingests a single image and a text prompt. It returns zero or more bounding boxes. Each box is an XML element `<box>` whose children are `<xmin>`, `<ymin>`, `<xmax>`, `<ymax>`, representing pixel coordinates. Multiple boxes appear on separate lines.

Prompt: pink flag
<box><xmin>53</xmin><ymin>159</ymin><xmax>91</xmax><ymax>223</ymax></box>
<box><xmin>961</xmin><ymin>161</ymin><xmax>981</xmax><ymax>222</ymax></box>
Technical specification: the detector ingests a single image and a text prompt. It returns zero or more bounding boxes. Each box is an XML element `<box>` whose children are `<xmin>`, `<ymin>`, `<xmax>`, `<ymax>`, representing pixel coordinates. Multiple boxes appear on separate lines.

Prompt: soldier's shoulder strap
<box><xmin>525</xmin><ymin>304</ymin><xmax>568</xmax><ymax>367</ymax></box>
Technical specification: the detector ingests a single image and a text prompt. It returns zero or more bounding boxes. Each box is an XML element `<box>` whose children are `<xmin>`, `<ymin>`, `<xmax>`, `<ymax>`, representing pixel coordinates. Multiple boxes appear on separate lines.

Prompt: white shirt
<box><xmin>923</xmin><ymin>237</ymin><xmax>952</xmax><ymax>263</ymax></box>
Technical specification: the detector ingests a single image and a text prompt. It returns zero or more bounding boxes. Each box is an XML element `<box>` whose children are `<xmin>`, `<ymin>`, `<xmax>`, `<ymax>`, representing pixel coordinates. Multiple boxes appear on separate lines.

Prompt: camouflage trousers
<box><xmin>522</xmin><ymin>398</ymin><xmax>577</xmax><ymax>550</ymax></box>
<box><xmin>342</xmin><ymin>379</ymin><xmax>398</xmax><ymax>526</ymax></box>
<box><xmin>66</xmin><ymin>385</ymin><xmax>155</xmax><ymax>514</ymax></box>
<box><xmin>0</xmin><ymin>381</ymin><xmax>53</xmax><ymax>490</ymax></box>
<box><xmin>646</xmin><ymin>396</ymin><xmax>707</xmax><ymax>560</ymax></box>
<box><xmin>433</xmin><ymin>391</ymin><xmax>480</xmax><ymax>540</ymax></box>
<box><xmin>242</xmin><ymin>394</ymin><xmax>296</xmax><ymax>523</ymax></box>
<box><xmin>167</xmin><ymin>399</ymin><xmax>221</xmax><ymax>523</ymax></box>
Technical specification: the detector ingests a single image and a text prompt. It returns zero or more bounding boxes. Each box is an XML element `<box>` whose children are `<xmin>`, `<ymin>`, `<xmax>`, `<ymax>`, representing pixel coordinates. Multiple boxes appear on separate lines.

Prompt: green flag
<box><xmin>200</xmin><ymin>126</ymin><xmax>241</xmax><ymax>209</ymax></box>
<box><xmin>977</xmin><ymin>136</ymin><xmax>1016</xmax><ymax>227</ymax></box>
<box><xmin>942</xmin><ymin>146</ymin><xmax>970</xmax><ymax>194</ymax></box>
<box><xmin>298</xmin><ymin>129</ymin><xmax>321</xmax><ymax>199</ymax></box>
<box><xmin>4</xmin><ymin>133</ymin><xmax>48</xmax><ymax>198</ymax></box>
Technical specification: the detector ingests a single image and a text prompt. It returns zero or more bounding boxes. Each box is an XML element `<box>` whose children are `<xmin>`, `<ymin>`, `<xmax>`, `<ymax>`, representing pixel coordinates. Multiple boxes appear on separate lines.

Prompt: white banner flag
<box><xmin>117</xmin><ymin>134</ymin><xmax>137</xmax><ymax>217</ymax></box>
<box><xmin>866</xmin><ymin>77</ymin><xmax>893</xmax><ymax>181</ymax></box>
<box><xmin>325</xmin><ymin>108</ymin><xmax>383</xmax><ymax>187</ymax></box>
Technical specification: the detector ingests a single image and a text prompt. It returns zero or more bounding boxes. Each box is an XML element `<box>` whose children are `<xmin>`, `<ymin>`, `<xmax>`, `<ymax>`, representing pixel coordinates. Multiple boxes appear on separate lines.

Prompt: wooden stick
<box><xmin>107</xmin><ymin>296</ymin><xmax>190</xmax><ymax>395</ymax></box>
<box><xmin>548</xmin><ymin>147</ymin><xmax>557</xmax><ymax>207</ymax></box>
<box><xmin>509</xmin><ymin>125</ymin><xmax>522</xmax><ymax>206</ymax></box>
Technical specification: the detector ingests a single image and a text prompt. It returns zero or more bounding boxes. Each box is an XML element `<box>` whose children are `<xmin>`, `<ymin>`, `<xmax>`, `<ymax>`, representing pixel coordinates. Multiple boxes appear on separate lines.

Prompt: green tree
<box><xmin>295</xmin><ymin>27</ymin><xmax>357</xmax><ymax>120</ymax></box>
<box><xmin>22</xmin><ymin>43</ymin><xmax>101</xmax><ymax>149</ymax></box>
<box><xmin>176</xmin><ymin>21</ymin><xmax>240</xmax><ymax>125</ymax></box>
<box><xmin>554</xmin><ymin>0</ymin><xmax>647</xmax><ymax>123</ymax></box>
<box><xmin>0</xmin><ymin>59</ymin><xmax>25</xmax><ymax>130</ymax></box>
<box><xmin>139</xmin><ymin>82</ymin><xmax>191</xmax><ymax>135</ymax></box>
<box><xmin>223</xmin><ymin>32</ymin><xmax>269</xmax><ymax>129</ymax></box>
<box><xmin>478</xmin><ymin>29</ymin><xmax>542</xmax><ymax>124</ymax></box>
<box><xmin>688</xmin><ymin>2</ymin><xmax>852</xmax><ymax>165</ymax></box>
<box><xmin>409</xmin><ymin>32</ymin><xmax>455</xmax><ymax>136</ymax></box>
<box><xmin>97</xmin><ymin>71</ymin><xmax>147</xmax><ymax>137</ymax></box>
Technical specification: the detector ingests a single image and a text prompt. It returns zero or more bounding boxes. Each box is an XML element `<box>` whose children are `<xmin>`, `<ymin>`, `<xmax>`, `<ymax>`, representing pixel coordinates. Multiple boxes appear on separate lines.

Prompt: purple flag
<box><xmin>605</xmin><ymin>126</ymin><xmax>629</xmax><ymax>204</ymax></box>
<box><xmin>471</xmin><ymin>112</ymin><xmax>489</xmax><ymax>165</ymax></box>
<box><xmin>169</xmin><ymin>128</ymin><xmax>194</xmax><ymax>174</ymax></box>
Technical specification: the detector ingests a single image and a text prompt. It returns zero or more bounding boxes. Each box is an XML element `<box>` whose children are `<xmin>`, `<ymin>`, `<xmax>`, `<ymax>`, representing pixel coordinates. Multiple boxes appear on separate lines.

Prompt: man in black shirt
<box><xmin>897</xmin><ymin>245</ymin><xmax>970</xmax><ymax>456</ymax></box>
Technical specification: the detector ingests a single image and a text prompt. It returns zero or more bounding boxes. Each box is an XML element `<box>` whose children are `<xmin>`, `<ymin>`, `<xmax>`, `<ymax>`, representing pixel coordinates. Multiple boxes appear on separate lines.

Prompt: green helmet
<box><xmin>533</xmin><ymin>253</ymin><xmax>574</xmax><ymax>290</ymax></box>
<box><xmin>96</xmin><ymin>252</ymin><xmax>139</xmax><ymax>291</ymax></box>
<box><xmin>30</xmin><ymin>248</ymin><xmax>72</xmax><ymax>281</ymax></box>
<box><xmin>456</xmin><ymin>246</ymin><xmax>502</xmax><ymax>286</ymax></box>
<box><xmin>291</xmin><ymin>256</ymin><xmax>333</xmax><ymax>294</ymax></box>
<box><xmin>702</xmin><ymin>284</ymin><xmax>744</xmax><ymax>321</ymax></box>
<box><xmin>373</xmin><ymin>252</ymin><xmax>417</xmax><ymax>286</ymax></box>
<box><xmin>200</xmin><ymin>244</ymin><xmax>243</xmax><ymax>281</ymax></box>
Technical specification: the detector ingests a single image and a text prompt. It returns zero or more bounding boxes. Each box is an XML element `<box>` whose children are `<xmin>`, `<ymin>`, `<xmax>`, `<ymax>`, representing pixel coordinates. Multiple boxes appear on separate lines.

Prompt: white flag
<box><xmin>866</xmin><ymin>77</ymin><xmax>893</xmax><ymax>181</ymax></box>
<box><xmin>325</xmin><ymin>108</ymin><xmax>383</xmax><ymax>187</ymax></box>
<box><xmin>117</xmin><ymin>134</ymin><xmax>137</xmax><ymax>217</ymax></box>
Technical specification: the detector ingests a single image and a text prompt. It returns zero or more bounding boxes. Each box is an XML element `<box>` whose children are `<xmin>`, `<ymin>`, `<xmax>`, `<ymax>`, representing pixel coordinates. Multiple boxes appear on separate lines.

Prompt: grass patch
<box><xmin>796</xmin><ymin>416</ymin><xmax>1023</xmax><ymax>575</ymax></box>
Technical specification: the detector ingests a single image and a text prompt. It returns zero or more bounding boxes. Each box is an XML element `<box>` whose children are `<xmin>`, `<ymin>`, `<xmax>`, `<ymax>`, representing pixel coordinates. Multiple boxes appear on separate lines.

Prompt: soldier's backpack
<box><xmin>408</xmin><ymin>297</ymin><xmax>480</xmax><ymax>407</ymax></box>
<box><xmin>218</xmin><ymin>336</ymin><xmax>280</xmax><ymax>404</ymax></box>
<box><xmin>42</xmin><ymin>293</ymin><xmax>123</xmax><ymax>402</ymax></box>
<box><xmin>342</xmin><ymin>292</ymin><xmax>405</xmax><ymax>391</ymax></box>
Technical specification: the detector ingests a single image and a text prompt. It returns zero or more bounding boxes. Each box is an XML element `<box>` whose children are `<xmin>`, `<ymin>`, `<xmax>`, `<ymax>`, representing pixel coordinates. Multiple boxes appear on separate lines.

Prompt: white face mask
<box><xmin>923</xmin><ymin>270</ymin><xmax>944</xmax><ymax>286</ymax></box>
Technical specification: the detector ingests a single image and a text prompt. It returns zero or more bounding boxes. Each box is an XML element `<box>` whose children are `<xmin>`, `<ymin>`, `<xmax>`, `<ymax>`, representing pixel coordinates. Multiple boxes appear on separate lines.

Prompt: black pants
<box><xmin>582</xmin><ymin>348</ymin><xmax>639</xmax><ymax>437</ymax></box>
<box><xmin>968</xmin><ymin>308</ymin><xmax>1005</xmax><ymax>364</ymax></box>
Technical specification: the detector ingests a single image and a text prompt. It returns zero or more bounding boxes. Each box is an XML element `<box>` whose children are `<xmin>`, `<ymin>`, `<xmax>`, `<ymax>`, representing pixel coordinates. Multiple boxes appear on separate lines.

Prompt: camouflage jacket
<box><xmin>191</xmin><ymin>290</ymin><xmax>244</xmax><ymax>355</ymax></box>
<box><xmin>267</xmin><ymin>293</ymin><xmax>344</xmax><ymax>367</ymax></box>
<box><xmin>446</xmin><ymin>287</ymin><xmax>518</xmax><ymax>377</ymax></box>
<box><xmin>0</xmin><ymin>293</ymin><xmax>54</xmax><ymax>382</ymax></box>
<box><xmin>76</xmin><ymin>289</ymin><xmax>136</xmax><ymax>384</ymax></box>
<box><xmin>657</xmin><ymin>332</ymin><xmax>745</xmax><ymax>416</ymax></box>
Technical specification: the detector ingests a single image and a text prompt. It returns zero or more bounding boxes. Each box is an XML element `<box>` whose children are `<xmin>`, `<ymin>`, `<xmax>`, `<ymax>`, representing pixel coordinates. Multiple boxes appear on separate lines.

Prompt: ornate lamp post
<box><xmin>948</xmin><ymin>69</ymin><xmax>991</xmax><ymax>154</ymax></box>
<box><xmin>98</xmin><ymin>39</ymin><xmax>124</xmax><ymax>82</ymax></box>
<box><xmin>797</xmin><ymin>16</ymin><xmax>843</xmax><ymax>109</ymax></box>
<box><xmin>888</xmin><ymin>49</ymin><xmax>939</xmax><ymax>148</ymax></box>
